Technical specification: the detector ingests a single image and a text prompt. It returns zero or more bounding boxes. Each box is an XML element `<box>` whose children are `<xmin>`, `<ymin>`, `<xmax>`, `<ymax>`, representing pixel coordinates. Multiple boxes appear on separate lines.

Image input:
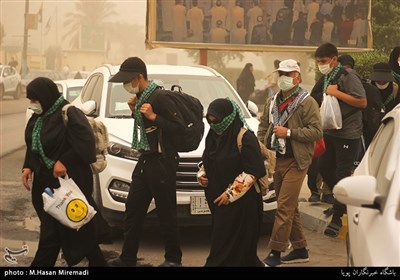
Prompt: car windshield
<box><xmin>105</xmin><ymin>74</ymin><xmax>250</xmax><ymax>118</ymax></box>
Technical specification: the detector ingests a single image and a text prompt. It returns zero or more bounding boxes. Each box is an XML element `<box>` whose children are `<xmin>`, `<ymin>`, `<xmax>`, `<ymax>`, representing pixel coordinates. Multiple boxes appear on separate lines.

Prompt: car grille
<box><xmin>176</xmin><ymin>157</ymin><xmax>204</xmax><ymax>191</ymax></box>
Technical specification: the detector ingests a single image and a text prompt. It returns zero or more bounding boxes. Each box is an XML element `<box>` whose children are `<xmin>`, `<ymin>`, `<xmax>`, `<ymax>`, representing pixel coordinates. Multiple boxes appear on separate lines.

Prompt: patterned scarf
<box><xmin>270</xmin><ymin>88</ymin><xmax>309</xmax><ymax>154</ymax></box>
<box><xmin>31</xmin><ymin>95</ymin><xmax>65</xmax><ymax>169</ymax></box>
<box><xmin>209</xmin><ymin>97</ymin><xmax>250</xmax><ymax>134</ymax></box>
<box><xmin>271</xmin><ymin>87</ymin><xmax>309</xmax><ymax>126</ymax></box>
<box><xmin>132</xmin><ymin>80</ymin><xmax>158</xmax><ymax>151</ymax></box>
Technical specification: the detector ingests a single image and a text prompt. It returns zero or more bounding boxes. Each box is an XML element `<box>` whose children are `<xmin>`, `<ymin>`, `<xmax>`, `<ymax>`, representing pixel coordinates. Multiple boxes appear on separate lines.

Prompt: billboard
<box><xmin>146</xmin><ymin>0</ymin><xmax>372</xmax><ymax>52</ymax></box>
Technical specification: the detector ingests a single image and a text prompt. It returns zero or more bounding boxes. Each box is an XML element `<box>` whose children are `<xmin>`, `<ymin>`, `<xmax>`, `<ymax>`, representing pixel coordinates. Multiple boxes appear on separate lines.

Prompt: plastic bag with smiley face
<box><xmin>42</xmin><ymin>177</ymin><xmax>96</xmax><ymax>230</ymax></box>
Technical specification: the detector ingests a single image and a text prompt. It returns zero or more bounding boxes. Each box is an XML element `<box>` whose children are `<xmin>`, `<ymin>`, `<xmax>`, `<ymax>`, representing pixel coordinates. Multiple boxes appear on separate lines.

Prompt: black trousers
<box><xmin>120</xmin><ymin>153</ymin><xmax>182</xmax><ymax>264</ymax></box>
<box><xmin>307</xmin><ymin>157</ymin><xmax>320</xmax><ymax>195</ymax></box>
<box><xmin>318</xmin><ymin>134</ymin><xmax>360</xmax><ymax>220</ymax></box>
<box><xmin>31</xmin><ymin>214</ymin><xmax>106</xmax><ymax>267</ymax></box>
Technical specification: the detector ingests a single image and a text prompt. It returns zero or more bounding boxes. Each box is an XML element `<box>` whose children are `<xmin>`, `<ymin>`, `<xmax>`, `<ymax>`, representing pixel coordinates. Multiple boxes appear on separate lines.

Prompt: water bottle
<box><xmin>44</xmin><ymin>187</ymin><xmax>53</xmax><ymax>197</ymax></box>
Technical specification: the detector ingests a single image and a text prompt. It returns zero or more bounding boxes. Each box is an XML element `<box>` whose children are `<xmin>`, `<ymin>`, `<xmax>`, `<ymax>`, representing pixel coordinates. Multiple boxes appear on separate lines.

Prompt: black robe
<box><xmin>202</xmin><ymin>116</ymin><xmax>266</xmax><ymax>267</ymax></box>
<box><xmin>24</xmin><ymin>78</ymin><xmax>101</xmax><ymax>266</ymax></box>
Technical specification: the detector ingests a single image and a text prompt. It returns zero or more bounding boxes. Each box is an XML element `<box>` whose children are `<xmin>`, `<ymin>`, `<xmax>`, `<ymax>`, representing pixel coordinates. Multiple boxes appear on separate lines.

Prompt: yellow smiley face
<box><xmin>66</xmin><ymin>199</ymin><xmax>88</xmax><ymax>222</ymax></box>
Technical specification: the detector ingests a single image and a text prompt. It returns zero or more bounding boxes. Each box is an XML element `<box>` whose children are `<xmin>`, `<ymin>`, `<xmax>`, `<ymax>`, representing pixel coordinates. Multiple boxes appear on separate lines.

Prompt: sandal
<box><xmin>324</xmin><ymin>222</ymin><xmax>341</xmax><ymax>238</ymax></box>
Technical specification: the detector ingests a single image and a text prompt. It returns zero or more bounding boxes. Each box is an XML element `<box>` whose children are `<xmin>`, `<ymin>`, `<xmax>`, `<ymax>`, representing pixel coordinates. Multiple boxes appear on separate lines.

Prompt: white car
<box><xmin>55</xmin><ymin>79</ymin><xmax>87</xmax><ymax>102</ymax></box>
<box><xmin>0</xmin><ymin>65</ymin><xmax>22</xmax><ymax>99</ymax></box>
<box><xmin>72</xmin><ymin>64</ymin><xmax>277</xmax><ymax>229</ymax></box>
<box><xmin>334</xmin><ymin>104</ymin><xmax>400</xmax><ymax>266</ymax></box>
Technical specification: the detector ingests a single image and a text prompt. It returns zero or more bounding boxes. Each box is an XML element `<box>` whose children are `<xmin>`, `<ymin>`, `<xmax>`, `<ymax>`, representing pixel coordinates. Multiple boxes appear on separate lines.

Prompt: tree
<box><xmin>371</xmin><ymin>0</ymin><xmax>400</xmax><ymax>52</ymax></box>
<box><xmin>63</xmin><ymin>0</ymin><xmax>117</xmax><ymax>49</ymax></box>
<box><xmin>106</xmin><ymin>21</ymin><xmax>145</xmax><ymax>62</ymax></box>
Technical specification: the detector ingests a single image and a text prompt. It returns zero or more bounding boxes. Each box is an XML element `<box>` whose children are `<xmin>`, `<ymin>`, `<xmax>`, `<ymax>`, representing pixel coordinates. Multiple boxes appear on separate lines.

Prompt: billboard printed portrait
<box><xmin>146</xmin><ymin>0</ymin><xmax>372</xmax><ymax>52</ymax></box>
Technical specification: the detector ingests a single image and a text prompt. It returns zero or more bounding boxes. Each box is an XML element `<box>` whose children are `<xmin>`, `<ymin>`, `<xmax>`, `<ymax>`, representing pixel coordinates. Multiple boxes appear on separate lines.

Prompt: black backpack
<box><xmin>155</xmin><ymin>85</ymin><xmax>205</xmax><ymax>152</ymax></box>
<box><xmin>361</xmin><ymin>82</ymin><xmax>382</xmax><ymax>145</ymax></box>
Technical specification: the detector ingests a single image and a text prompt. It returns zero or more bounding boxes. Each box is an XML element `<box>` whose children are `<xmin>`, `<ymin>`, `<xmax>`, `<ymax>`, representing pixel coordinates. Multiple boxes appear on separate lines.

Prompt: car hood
<box><xmin>101</xmin><ymin>117</ymin><xmax>260</xmax><ymax>156</ymax></box>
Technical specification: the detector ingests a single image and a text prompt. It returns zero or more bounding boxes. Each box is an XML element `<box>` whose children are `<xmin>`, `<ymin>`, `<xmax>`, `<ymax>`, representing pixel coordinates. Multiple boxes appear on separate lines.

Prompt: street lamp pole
<box><xmin>21</xmin><ymin>0</ymin><xmax>30</xmax><ymax>77</ymax></box>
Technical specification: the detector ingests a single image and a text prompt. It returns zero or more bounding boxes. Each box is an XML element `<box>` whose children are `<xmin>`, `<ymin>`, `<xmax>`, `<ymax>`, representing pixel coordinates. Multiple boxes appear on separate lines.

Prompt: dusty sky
<box><xmin>1</xmin><ymin>1</ymin><xmax>292</xmax><ymax>79</ymax></box>
<box><xmin>2</xmin><ymin>0</ymin><xmax>147</xmax><ymax>52</ymax></box>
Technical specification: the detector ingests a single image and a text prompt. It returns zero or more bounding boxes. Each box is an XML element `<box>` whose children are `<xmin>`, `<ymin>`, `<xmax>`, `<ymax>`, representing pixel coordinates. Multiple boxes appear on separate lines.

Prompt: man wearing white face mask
<box><xmin>258</xmin><ymin>59</ymin><xmax>322</xmax><ymax>267</ymax></box>
<box><xmin>107</xmin><ymin>57</ymin><xmax>184</xmax><ymax>267</ymax></box>
<box><xmin>369</xmin><ymin>62</ymin><xmax>400</xmax><ymax>118</ymax></box>
<box><xmin>311</xmin><ymin>43</ymin><xmax>367</xmax><ymax>239</ymax></box>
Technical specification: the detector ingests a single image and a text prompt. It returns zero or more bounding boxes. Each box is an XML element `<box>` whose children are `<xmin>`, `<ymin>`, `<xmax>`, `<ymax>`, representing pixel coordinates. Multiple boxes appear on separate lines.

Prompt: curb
<box><xmin>299</xmin><ymin>201</ymin><xmax>332</xmax><ymax>233</ymax></box>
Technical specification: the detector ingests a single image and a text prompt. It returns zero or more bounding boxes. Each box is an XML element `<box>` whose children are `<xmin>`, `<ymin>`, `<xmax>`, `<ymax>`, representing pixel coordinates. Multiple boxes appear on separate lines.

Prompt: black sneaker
<box><xmin>308</xmin><ymin>193</ymin><xmax>320</xmax><ymax>203</ymax></box>
<box><xmin>158</xmin><ymin>260</ymin><xmax>182</xmax><ymax>267</ymax></box>
<box><xmin>321</xmin><ymin>194</ymin><xmax>335</xmax><ymax>204</ymax></box>
<box><xmin>262</xmin><ymin>250</ymin><xmax>281</xmax><ymax>267</ymax></box>
<box><xmin>107</xmin><ymin>257</ymin><xmax>136</xmax><ymax>267</ymax></box>
<box><xmin>281</xmin><ymin>248</ymin><xmax>309</xmax><ymax>264</ymax></box>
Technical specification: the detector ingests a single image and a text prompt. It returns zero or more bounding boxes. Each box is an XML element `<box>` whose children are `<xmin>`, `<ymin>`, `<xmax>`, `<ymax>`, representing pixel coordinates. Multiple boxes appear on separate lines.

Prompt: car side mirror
<box><xmin>247</xmin><ymin>100</ymin><xmax>258</xmax><ymax>117</ymax></box>
<box><xmin>81</xmin><ymin>100</ymin><xmax>96</xmax><ymax>116</ymax></box>
<box><xmin>333</xmin><ymin>175</ymin><xmax>383</xmax><ymax>211</ymax></box>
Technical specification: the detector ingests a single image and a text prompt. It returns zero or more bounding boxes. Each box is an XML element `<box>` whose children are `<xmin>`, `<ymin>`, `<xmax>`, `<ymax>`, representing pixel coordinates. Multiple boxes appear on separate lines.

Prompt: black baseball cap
<box><xmin>369</xmin><ymin>62</ymin><xmax>395</xmax><ymax>82</ymax></box>
<box><xmin>108</xmin><ymin>57</ymin><xmax>147</xmax><ymax>83</ymax></box>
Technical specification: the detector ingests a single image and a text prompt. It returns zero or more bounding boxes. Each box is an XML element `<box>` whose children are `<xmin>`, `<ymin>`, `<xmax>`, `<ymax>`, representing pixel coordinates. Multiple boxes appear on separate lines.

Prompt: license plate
<box><xmin>190</xmin><ymin>196</ymin><xmax>211</xmax><ymax>215</ymax></box>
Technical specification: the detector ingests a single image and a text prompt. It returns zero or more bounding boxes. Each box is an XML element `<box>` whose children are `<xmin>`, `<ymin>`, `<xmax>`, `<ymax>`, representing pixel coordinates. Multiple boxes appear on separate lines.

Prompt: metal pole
<box><xmin>21</xmin><ymin>0</ymin><xmax>29</xmax><ymax>77</ymax></box>
<box><xmin>200</xmin><ymin>49</ymin><xmax>207</xmax><ymax>66</ymax></box>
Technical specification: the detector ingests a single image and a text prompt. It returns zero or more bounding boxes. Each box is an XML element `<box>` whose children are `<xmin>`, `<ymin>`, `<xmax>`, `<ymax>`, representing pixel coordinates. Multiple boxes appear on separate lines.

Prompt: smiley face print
<box><xmin>66</xmin><ymin>199</ymin><xmax>88</xmax><ymax>222</ymax></box>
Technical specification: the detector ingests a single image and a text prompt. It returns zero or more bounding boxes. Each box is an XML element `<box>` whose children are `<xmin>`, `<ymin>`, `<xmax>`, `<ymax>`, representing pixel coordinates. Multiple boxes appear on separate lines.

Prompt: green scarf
<box><xmin>323</xmin><ymin>62</ymin><xmax>342</xmax><ymax>93</ymax></box>
<box><xmin>210</xmin><ymin>97</ymin><xmax>250</xmax><ymax>134</ymax></box>
<box><xmin>132</xmin><ymin>80</ymin><xmax>158</xmax><ymax>151</ymax></box>
<box><xmin>31</xmin><ymin>95</ymin><xmax>65</xmax><ymax>169</ymax></box>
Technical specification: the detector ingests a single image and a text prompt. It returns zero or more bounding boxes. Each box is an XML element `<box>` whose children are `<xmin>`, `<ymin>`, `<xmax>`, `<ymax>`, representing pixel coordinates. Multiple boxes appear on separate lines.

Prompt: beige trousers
<box><xmin>268</xmin><ymin>158</ymin><xmax>308</xmax><ymax>252</ymax></box>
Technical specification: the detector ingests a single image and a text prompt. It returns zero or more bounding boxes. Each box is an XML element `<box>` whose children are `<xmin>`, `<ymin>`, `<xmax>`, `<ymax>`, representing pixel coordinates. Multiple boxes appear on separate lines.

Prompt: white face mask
<box><xmin>318</xmin><ymin>63</ymin><xmax>333</xmax><ymax>75</ymax></box>
<box><xmin>278</xmin><ymin>75</ymin><xmax>296</xmax><ymax>91</ymax></box>
<box><xmin>123</xmin><ymin>82</ymin><xmax>139</xmax><ymax>94</ymax></box>
<box><xmin>376</xmin><ymin>82</ymin><xmax>390</xmax><ymax>90</ymax></box>
<box><xmin>29</xmin><ymin>103</ymin><xmax>43</xmax><ymax>115</ymax></box>
<box><xmin>398</xmin><ymin>61</ymin><xmax>400</xmax><ymax>67</ymax></box>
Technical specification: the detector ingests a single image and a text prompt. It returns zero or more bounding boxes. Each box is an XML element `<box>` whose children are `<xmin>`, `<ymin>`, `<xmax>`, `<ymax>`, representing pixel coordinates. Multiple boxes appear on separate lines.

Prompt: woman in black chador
<box><xmin>236</xmin><ymin>63</ymin><xmax>256</xmax><ymax>103</ymax></box>
<box><xmin>22</xmin><ymin>77</ymin><xmax>106</xmax><ymax>266</ymax></box>
<box><xmin>198</xmin><ymin>98</ymin><xmax>265</xmax><ymax>266</ymax></box>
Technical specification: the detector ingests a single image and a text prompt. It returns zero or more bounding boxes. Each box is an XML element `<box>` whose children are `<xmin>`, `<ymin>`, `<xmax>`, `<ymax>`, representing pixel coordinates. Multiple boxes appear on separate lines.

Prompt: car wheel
<box><xmin>14</xmin><ymin>84</ymin><xmax>21</xmax><ymax>100</ymax></box>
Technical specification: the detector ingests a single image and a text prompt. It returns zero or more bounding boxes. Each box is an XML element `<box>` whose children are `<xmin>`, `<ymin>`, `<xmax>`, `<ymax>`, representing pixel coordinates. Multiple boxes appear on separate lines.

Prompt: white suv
<box><xmin>72</xmin><ymin>64</ymin><xmax>276</xmax><ymax>229</ymax></box>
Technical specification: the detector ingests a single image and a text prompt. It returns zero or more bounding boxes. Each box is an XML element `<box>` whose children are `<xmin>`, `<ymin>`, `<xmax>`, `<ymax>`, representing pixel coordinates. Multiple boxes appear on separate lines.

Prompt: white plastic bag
<box><xmin>320</xmin><ymin>94</ymin><xmax>342</xmax><ymax>130</ymax></box>
<box><xmin>42</xmin><ymin>177</ymin><xmax>96</xmax><ymax>230</ymax></box>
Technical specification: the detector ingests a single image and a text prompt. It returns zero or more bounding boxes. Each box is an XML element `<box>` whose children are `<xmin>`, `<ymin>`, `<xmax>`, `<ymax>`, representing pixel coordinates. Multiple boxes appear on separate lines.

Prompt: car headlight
<box><xmin>108</xmin><ymin>179</ymin><xmax>130</xmax><ymax>203</ymax></box>
<box><xmin>107</xmin><ymin>142</ymin><xmax>141</xmax><ymax>161</ymax></box>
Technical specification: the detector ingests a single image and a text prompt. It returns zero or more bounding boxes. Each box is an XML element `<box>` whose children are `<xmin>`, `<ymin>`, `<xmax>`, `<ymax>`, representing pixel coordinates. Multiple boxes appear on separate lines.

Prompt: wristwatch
<box><xmin>286</xmin><ymin>129</ymin><xmax>291</xmax><ymax>138</ymax></box>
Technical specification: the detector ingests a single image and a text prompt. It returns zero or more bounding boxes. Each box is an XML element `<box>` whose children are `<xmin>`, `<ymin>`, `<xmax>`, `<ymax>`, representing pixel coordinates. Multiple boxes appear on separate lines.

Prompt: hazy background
<box><xmin>1</xmin><ymin>0</ymin><xmax>317</xmax><ymax>87</ymax></box>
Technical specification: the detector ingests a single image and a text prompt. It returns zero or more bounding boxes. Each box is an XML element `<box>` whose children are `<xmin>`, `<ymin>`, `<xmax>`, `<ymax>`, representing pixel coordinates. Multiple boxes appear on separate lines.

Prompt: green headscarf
<box><xmin>209</xmin><ymin>97</ymin><xmax>250</xmax><ymax>134</ymax></box>
<box><xmin>31</xmin><ymin>95</ymin><xmax>65</xmax><ymax>169</ymax></box>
